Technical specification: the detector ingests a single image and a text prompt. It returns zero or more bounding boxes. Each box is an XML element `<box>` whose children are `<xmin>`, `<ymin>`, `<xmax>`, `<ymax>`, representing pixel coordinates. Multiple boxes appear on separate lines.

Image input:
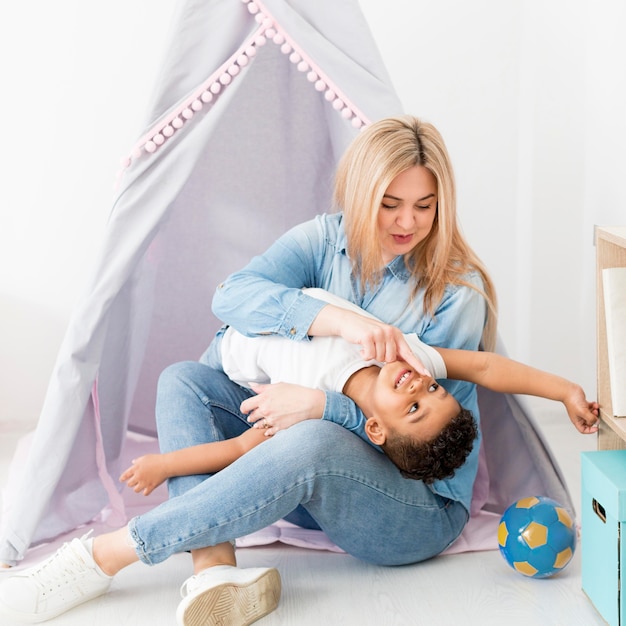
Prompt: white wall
<box><xmin>0</xmin><ymin>1</ymin><xmax>178</xmax><ymax>424</ymax></box>
<box><xmin>1</xmin><ymin>0</ymin><xmax>624</xmax><ymax>424</ymax></box>
<box><xmin>360</xmin><ymin>0</ymin><xmax>626</xmax><ymax>388</ymax></box>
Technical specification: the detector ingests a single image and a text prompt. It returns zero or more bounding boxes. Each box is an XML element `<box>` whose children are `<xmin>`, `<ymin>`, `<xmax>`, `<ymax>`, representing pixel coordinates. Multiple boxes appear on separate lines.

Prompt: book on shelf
<box><xmin>603</xmin><ymin>267</ymin><xmax>626</xmax><ymax>417</ymax></box>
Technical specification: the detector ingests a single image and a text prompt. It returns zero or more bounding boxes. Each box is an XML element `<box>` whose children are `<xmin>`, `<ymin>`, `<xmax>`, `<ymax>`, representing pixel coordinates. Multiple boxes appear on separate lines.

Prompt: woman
<box><xmin>0</xmin><ymin>116</ymin><xmax>498</xmax><ymax>626</ymax></box>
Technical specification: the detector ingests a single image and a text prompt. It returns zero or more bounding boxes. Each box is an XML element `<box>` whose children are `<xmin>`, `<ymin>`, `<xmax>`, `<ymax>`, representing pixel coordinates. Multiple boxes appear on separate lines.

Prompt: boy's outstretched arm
<box><xmin>436</xmin><ymin>347</ymin><xmax>600</xmax><ymax>434</ymax></box>
<box><xmin>119</xmin><ymin>428</ymin><xmax>268</xmax><ymax>495</ymax></box>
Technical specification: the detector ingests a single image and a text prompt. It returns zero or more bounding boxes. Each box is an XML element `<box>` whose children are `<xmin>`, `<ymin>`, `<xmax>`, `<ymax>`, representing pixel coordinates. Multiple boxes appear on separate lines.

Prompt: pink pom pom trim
<box><xmin>120</xmin><ymin>0</ymin><xmax>370</xmax><ymax>176</ymax></box>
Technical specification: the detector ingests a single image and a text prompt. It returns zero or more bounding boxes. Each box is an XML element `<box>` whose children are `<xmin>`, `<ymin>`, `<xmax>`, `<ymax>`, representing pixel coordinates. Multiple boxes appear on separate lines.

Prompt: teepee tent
<box><xmin>0</xmin><ymin>0</ymin><xmax>572</xmax><ymax>566</ymax></box>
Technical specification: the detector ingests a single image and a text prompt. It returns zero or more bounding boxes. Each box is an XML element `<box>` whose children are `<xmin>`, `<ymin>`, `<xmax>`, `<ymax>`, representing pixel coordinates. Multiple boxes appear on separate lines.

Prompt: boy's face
<box><xmin>368</xmin><ymin>360</ymin><xmax>461</xmax><ymax>443</ymax></box>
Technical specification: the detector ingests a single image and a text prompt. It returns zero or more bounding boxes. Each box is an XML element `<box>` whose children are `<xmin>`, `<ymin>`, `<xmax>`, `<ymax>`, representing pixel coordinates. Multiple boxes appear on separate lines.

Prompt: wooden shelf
<box><xmin>598</xmin><ymin>409</ymin><xmax>626</xmax><ymax>450</ymax></box>
<box><xmin>596</xmin><ymin>226</ymin><xmax>626</xmax><ymax>450</ymax></box>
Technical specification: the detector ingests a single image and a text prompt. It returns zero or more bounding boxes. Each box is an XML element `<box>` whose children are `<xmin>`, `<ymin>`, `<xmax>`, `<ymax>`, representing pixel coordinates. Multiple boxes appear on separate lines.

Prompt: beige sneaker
<box><xmin>176</xmin><ymin>564</ymin><xmax>281</xmax><ymax>626</ymax></box>
<box><xmin>0</xmin><ymin>532</ymin><xmax>112</xmax><ymax>623</ymax></box>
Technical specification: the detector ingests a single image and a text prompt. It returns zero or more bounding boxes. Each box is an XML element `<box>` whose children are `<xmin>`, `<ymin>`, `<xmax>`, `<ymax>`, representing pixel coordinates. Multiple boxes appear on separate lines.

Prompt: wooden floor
<box><xmin>0</xmin><ymin>398</ymin><xmax>606</xmax><ymax>625</ymax></box>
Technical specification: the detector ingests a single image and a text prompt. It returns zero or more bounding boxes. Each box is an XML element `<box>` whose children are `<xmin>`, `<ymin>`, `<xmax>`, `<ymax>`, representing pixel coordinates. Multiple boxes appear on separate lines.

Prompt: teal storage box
<box><xmin>581</xmin><ymin>450</ymin><xmax>626</xmax><ymax>626</ymax></box>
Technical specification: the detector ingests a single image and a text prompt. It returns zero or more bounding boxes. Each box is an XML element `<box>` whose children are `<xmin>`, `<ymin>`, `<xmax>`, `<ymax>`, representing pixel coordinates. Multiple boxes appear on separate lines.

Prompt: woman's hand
<box><xmin>241</xmin><ymin>382</ymin><xmax>326</xmax><ymax>436</ymax></box>
<box><xmin>310</xmin><ymin>304</ymin><xmax>431</xmax><ymax>376</ymax></box>
<box><xmin>562</xmin><ymin>384</ymin><xmax>600</xmax><ymax>434</ymax></box>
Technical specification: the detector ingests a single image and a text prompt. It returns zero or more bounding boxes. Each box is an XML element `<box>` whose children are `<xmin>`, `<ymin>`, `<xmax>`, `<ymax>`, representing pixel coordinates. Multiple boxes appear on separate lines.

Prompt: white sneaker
<box><xmin>176</xmin><ymin>564</ymin><xmax>281</xmax><ymax>626</ymax></box>
<box><xmin>0</xmin><ymin>532</ymin><xmax>113</xmax><ymax>623</ymax></box>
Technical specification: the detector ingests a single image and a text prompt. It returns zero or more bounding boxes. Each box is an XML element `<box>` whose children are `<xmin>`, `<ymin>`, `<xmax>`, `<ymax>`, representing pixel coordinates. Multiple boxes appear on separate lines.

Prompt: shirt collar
<box><xmin>337</xmin><ymin>219</ymin><xmax>410</xmax><ymax>282</ymax></box>
<box><xmin>386</xmin><ymin>255</ymin><xmax>411</xmax><ymax>282</ymax></box>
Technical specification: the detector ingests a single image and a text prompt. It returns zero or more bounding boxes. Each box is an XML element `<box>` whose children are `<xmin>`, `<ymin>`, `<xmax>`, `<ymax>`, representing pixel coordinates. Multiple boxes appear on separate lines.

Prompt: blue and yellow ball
<box><xmin>497</xmin><ymin>496</ymin><xmax>576</xmax><ymax>578</ymax></box>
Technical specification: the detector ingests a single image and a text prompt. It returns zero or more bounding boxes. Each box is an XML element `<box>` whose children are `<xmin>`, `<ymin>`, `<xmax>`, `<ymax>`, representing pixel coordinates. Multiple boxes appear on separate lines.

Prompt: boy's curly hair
<box><xmin>381</xmin><ymin>408</ymin><xmax>478</xmax><ymax>483</ymax></box>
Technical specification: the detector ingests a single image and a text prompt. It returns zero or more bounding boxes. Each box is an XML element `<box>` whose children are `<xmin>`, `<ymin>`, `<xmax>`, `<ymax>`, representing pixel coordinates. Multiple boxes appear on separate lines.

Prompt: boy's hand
<box><xmin>563</xmin><ymin>384</ymin><xmax>600</xmax><ymax>434</ymax></box>
<box><xmin>119</xmin><ymin>454</ymin><xmax>169</xmax><ymax>496</ymax></box>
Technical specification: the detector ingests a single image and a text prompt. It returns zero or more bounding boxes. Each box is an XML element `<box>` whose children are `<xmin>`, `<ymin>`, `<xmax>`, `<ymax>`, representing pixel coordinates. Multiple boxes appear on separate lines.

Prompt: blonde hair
<box><xmin>333</xmin><ymin>115</ymin><xmax>497</xmax><ymax>351</ymax></box>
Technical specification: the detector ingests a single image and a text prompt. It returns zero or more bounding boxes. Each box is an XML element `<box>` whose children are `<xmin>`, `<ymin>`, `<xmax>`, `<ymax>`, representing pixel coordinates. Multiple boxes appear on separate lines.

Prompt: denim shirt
<box><xmin>212</xmin><ymin>212</ymin><xmax>487</xmax><ymax>512</ymax></box>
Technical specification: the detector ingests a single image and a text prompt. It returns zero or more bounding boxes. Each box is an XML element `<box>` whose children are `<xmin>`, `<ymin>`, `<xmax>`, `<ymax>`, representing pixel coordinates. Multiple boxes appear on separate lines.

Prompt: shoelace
<box><xmin>180</xmin><ymin>573</ymin><xmax>204</xmax><ymax>598</ymax></box>
<box><xmin>26</xmin><ymin>535</ymin><xmax>92</xmax><ymax>592</ymax></box>
<box><xmin>180</xmin><ymin>566</ymin><xmax>232</xmax><ymax>598</ymax></box>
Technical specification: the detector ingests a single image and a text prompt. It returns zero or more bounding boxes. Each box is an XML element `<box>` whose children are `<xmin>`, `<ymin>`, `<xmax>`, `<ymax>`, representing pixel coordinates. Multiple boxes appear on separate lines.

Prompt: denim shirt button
<box><xmin>289</xmin><ymin>327</ymin><xmax>296</xmax><ymax>335</ymax></box>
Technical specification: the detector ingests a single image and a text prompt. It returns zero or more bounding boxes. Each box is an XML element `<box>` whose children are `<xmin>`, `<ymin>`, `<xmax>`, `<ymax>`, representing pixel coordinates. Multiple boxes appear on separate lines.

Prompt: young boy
<box><xmin>121</xmin><ymin>289</ymin><xmax>598</xmax><ymax>495</ymax></box>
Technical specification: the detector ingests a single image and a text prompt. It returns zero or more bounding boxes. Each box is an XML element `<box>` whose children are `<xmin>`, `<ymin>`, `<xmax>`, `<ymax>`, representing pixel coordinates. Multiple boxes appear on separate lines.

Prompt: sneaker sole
<box><xmin>179</xmin><ymin>568</ymin><xmax>281</xmax><ymax>626</ymax></box>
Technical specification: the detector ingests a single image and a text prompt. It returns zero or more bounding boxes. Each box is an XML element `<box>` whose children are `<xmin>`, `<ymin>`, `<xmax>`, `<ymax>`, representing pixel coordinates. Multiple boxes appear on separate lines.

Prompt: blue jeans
<box><xmin>128</xmin><ymin>361</ymin><xmax>468</xmax><ymax>566</ymax></box>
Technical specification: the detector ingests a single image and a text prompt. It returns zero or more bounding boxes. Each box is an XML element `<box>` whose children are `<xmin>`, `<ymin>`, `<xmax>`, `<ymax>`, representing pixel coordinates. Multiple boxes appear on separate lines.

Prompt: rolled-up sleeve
<box><xmin>322</xmin><ymin>391</ymin><xmax>381</xmax><ymax>451</ymax></box>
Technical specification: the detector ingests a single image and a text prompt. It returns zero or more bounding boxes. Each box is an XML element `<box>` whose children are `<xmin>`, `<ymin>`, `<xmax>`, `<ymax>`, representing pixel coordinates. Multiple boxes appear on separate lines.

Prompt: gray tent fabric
<box><xmin>0</xmin><ymin>0</ymin><xmax>572</xmax><ymax>566</ymax></box>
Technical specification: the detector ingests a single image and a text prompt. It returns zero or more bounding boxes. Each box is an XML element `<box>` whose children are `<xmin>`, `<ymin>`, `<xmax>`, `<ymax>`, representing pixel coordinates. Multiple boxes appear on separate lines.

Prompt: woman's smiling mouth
<box><xmin>392</xmin><ymin>234</ymin><xmax>413</xmax><ymax>244</ymax></box>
